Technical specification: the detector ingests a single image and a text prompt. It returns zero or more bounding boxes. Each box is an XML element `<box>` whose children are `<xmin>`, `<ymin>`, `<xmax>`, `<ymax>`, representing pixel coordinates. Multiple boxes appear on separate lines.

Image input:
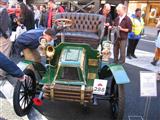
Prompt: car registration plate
<box><xmin>93</xmin><ymin>79</ymin><xmax>108</xmax><ymax>95</ymax></box>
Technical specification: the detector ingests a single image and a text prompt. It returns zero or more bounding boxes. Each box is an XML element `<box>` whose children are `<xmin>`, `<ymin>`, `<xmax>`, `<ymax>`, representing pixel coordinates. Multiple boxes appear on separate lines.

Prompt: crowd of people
<box><xmin>0</xmin><ymin>0</ymin><xmax>160</xmax><ymax>82</ymax></box>
<box><xmin>0</xmin><ymin>0</ymin><xmax>63</xmax><ymax>81</ymax></box>
<box><xmin>102</xmin><ymin>3</ymin><xmax>159</xmax><ymax>66</ymax></box>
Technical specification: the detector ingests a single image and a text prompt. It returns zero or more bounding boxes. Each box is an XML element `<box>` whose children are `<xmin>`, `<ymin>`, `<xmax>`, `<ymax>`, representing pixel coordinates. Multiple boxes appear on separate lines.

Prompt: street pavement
<box><xmin>0</xmin><ymin>27</ymin><xmax>160</xmax><ymax>120</ymax></box>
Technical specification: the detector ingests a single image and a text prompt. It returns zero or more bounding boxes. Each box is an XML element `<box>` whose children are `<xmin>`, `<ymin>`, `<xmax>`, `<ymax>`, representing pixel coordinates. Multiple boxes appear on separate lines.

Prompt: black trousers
<box><xmin>127</xmin><ymin>39</ymin><xmax>139</xmax><ymax>56</ymax></box>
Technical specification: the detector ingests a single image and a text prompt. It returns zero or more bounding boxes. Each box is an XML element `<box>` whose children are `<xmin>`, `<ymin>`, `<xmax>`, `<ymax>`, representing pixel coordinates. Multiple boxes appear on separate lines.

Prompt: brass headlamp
<box><xmin>46</xmin><ymin>45</ymin><xmax>55</xmax><ymax>58</ymax></box>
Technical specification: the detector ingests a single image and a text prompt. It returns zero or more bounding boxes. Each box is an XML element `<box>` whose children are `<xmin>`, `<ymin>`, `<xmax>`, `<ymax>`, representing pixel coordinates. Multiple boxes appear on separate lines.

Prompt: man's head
<box><xmin>42</xmin><ymin>28</ymin><xmax>57</xmax><ymax>42</ymax></box>
<box><xmin>40</xmin><ymin>5</ymin><xmax>46</xmax><ymax>12</ymax></box>
<box><xmin>103</xmin><ymin>3</ymin><xmax>111</xmax><ymax>16</ymax></box>
<box><xmin>135</xmin><ymin>8</ymin><xmax>141</xmax><ymax>18</ymax></box>
<box><xmin>116</xmin><ymin>4</ymin><xmax>126</xmax><ymax>16</ymax></box>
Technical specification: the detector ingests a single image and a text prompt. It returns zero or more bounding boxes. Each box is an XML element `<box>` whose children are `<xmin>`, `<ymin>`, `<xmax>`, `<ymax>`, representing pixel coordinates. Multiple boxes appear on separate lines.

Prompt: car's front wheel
<box><xmin>13</xmin><ymin>69</ymin><xmax>36</xmax><ymax>116</ymax></box>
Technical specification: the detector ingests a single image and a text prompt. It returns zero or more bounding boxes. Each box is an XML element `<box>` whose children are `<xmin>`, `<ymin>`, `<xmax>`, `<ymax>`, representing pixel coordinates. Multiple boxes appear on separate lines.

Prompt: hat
<box><xmin>44</xmin><ymin>28</ymin><xmax>57</xmax><ymax>37</ymax></box>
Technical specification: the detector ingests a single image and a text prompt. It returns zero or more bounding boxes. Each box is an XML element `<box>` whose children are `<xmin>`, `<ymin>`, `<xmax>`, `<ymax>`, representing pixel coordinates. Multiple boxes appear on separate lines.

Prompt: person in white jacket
<box><xmin>151</xmin><ymin>17</ymin><xmax>160</xmax><ymax>66</ymax></box>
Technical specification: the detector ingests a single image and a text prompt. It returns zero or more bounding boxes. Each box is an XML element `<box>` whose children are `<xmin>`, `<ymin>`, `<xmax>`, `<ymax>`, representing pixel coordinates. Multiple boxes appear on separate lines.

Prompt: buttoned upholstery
<box><xmin>55</xmin><ymin>13</ymin><xmax>105</xmax><ymax>48</ymax></box>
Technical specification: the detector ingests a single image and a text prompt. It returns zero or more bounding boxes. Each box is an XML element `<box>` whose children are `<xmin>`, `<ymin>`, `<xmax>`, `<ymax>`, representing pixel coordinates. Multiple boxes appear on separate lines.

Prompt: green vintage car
<box><xmin>13</xmin><ymin>13</ymin><xmax>130</xmax><ymax>120</ymax></box>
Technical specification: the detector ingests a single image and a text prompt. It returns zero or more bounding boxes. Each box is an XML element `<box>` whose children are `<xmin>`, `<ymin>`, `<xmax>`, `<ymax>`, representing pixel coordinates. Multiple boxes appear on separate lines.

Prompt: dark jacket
<box><xmin>0</xmin><ymin>52</ymin><xmax>24</xmax><ymax>78</ymax></box>
<box><xmin>114</xmin><ymin>15</ymin><xmax>132</xmax><ymax>40</ymax></box>
<box><xmin>14</xmin><ymin>28</ymin><xmax>44</xmax><ymax>54</ymax></box>
<box><xmin>0</xmin><ymin>7</ymin><xmax>10</xmax><ymax>38</ymax></box>
<box><xmin>40</xmin><ymin>11</ymin><xmax>48</xmax><ymax>28</ymax></box>
<box><xmin>20</xmin><ymin>9</ymin><xmax>35</xmax><ymax>30</ymax></box>
<box><xmin>104</xmin><ymin>14</ymin><xmax>112</xmax><ymax>36</ymax></box>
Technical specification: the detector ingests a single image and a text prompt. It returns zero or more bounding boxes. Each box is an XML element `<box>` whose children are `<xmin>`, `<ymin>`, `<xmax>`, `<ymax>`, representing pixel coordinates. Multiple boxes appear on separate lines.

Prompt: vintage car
<box><xmin>13</xmin><ymin>13</ymin><xmax>130</xmax><ymax>120</ymax></box>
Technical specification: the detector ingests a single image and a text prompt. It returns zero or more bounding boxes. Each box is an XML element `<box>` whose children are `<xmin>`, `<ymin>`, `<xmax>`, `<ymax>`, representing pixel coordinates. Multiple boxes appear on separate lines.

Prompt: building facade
<box><xmin>128</xmin><ymin>0</ymin><xmax>160</xmax><ymax>26</ymax></box>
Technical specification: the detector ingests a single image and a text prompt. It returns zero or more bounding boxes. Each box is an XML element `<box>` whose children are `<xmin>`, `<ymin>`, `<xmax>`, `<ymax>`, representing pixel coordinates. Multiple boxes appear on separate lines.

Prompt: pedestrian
<box><xmin>151</xmin><ymin>18</ymin><xmax>160</xmax><ymax>66</ymax></box>
<box><xmin>47</xmin><ymin>0</ymin><xmax>57</xmax><ymax>28</ymax></box>
<box><xmin>33</xmin><ymin>5</ymin><xmax>40</xmax><ymax>28</ymax></box>
<box><xmin>0</xmin><ymin>0</ymin><xmax>12</xmax><ymax>78</ymax></box>
<box><xmin>19</xmin><ymin>2</ymin><xmax>35</xmax><ymax>30</ymax></box>
<box><xmin>14</xmin><ymin>28</ymin><xmax>57</xmax><ymax>63</ymax></box>
<box><xmin>39</xmin><ymin>5</ymin><xmax>48</xmax><ymax>28</ymax></box>
<box><xmin>127</xmin><ymin>8</ymin><xmax>144</xmax><ymax>59</ymax></box>
<box><xmin>113</xmin><ymin>4</ymin><xmax>132</xmax><ymax>64</ymax></box>
<box><xmin>0</xmin><ymin>52</ymin><xmax>26</xmax><ymax>82</ymax></box>
<box><xmin>102</xmin><ymin>3</ymin><xmax>113</xmax><ymax>41</ymax></box>
<box><xmin>47</xmin><ymin>0</ymin><xmax>64</xmax><ymax>28</ymax></box>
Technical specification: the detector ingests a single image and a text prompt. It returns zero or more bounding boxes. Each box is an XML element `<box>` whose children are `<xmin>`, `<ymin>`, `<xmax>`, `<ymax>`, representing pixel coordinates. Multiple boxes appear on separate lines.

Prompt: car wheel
<box><xmin>110</xmin><ymin>80</ymin><xmax>125</xmax><ymax>120</ymax></box>
<box><xmin>13</xmin><ymin>69</ymin><xmax>36</xmax><ymax>116</ymax></box>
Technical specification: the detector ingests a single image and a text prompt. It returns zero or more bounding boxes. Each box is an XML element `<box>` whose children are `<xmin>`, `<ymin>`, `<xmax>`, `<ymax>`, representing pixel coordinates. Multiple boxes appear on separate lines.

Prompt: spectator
<box><xmin>47</xmin><ymin>0</ymin><xmax>57</xmax><ymax>28</ymax></box>
<box><xmin>113</xmin><ymin>4</ymin><xmax>132</xmax><ymax>64</ymax></box>
<box><xmin>102</xmin><ymin>3</ymin><xmax>113</xmax><ymax>41</ymax></box>
<box><xmin>127</xmin><ymin>8</ymin><xmax>144</xmax><ymax>59</ymax></box>
<box><xmin>151</xmin><ymin>18</ymin><xmax>160</xmax><ymax>66</ymax></box>
<box><xmin>0</xmin><ymin>0</ymin><xmax>12</xmax><ymax>77</ymax></box>
<box><xmin>39</xmin><ymin>5</ymin><xmax>48</xmax><ymax>28</ymax></box>
<box><xmin>19</xmin><ymin>2</ymin><xmax>35</xmax><ymax>30</ymax></box>
<box><xmin>8</xmin><ymin>5</ymin><xmax>18</xmax><ymax>31</ymax></box>
<box><xmin>47</xmin><ymin>0</ymin><xmax>64</xmax><ymax>28</ymax></box>
<box><xmin>14</xmin><ymin>28</ymin><xmax>57</xmax><ymax>62</ymax></box>
<box><xmin>33</xmin><ymin>5</ymin><xmax>40</xmax><ymax>28</ymax></box>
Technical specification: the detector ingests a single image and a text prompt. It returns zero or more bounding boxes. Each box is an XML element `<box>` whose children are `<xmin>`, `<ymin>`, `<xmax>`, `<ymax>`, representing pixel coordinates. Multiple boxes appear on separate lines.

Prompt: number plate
<box><xmin>93</xmin><ymin>79</ymin><xmax>108</xmax><ymax>95</ymax></box>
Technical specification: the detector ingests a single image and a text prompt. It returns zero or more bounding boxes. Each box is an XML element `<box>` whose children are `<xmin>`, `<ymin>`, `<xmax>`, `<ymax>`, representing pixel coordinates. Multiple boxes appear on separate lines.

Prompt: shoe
<box><xmin>127</xmin><ymin>55</ymin><xmax>132</xmax><ymax>59</ymax></box>
<box><xmin>131</xmin><ymin>54</ymin><xmax>137</xmax><ymax>58</ymax></box>
<box><xmin>151</xmin><ymin>61</ymin><xmax>156</xmax><ymax>66</ymax></box>
<box><xmin>151</xmin><ymin>58</ymin><xmax>158</xmax><ymax>66</ymax></box>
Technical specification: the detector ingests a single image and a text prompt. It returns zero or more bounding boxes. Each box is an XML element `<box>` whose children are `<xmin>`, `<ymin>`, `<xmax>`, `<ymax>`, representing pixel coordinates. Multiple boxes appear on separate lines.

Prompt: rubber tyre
<box><xmin>13</xmin><ymin>69</ymin><xmax>36</xmax><ymax>116</ymax></box>
<box><xmin>110</xmin><ymin>82</ymin><xmax>125</xmax><ymax>120</ymax></box>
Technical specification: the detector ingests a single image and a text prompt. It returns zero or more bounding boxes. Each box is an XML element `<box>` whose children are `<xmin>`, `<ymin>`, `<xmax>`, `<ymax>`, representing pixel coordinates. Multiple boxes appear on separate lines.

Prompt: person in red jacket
<box><xmin>47</xmin><ymin>0</ymin><xmax>64</xmax><ymax>28</ymax></box>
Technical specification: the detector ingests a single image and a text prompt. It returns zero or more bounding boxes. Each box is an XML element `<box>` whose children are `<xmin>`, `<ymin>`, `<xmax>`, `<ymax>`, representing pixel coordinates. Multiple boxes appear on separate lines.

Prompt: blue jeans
<box><xmin>0</xmin><ymin>52</ymin><xmax>24</xmax><ymax>78</ymax></box>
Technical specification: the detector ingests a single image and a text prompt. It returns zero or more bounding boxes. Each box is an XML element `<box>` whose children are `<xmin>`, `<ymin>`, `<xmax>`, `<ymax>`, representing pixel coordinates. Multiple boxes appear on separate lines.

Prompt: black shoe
<box><xmin>131</xmin><ymin>54</ymin><xmax>137</xmax><ymax>58</ymax></box>
<box><xmin>127</xmin><ymin>55</ymin><xmax>132</xmax><ymax>59</ymax></box>
<box><xmin>151</xmin><ymin>58</ymin><xmax>158</xmax><ymax>66</ymax></box>
<box><xmin>151</xmin><ymin>61</ymin><xmax>157</xmax><ymax>66</ymax></box>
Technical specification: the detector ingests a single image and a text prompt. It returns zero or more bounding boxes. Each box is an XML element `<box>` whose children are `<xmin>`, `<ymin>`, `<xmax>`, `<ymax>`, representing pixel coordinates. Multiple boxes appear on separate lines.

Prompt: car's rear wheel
<box><xmin>110</xmin><ymin>80</ymin><xmax>125</xmax><ymax>120</ymax></box>
<box><xmin>13</xmin><ymin>69</ymin><xmax>36</xmax><ymax>116</ymax></box>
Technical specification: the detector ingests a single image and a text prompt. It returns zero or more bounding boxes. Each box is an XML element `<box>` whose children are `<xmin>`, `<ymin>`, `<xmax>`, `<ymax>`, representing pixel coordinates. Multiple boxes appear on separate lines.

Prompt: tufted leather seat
<box><xmin>55</xmin><ymin>13</ymin><xmax>105</xmax><ymax>48</ymax></box>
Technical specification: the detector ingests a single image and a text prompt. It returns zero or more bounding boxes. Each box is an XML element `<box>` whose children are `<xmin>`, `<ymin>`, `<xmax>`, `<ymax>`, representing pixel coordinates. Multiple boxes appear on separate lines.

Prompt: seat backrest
<box><xmin>55</xmin><ymin>12</ymin><xmax>105</xmax><ymax>34</ymax></box>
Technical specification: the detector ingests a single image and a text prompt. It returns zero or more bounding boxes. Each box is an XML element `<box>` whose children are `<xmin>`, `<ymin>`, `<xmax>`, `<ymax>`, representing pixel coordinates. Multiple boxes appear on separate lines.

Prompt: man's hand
<box><xmin>17</xmin><ymin>75</ymin><xmax>29</xmax><ymax>82</ymax></box>
<box><xmin>108</xmin><ymin>26</ymin><xmax>112</xmax><ymax>30</ymax></box>
<box><xmin>104</xmin><ymin>23</ymin><xmax>110</xmax><ymax>27</ymax></box>
<box><xmin>118</xmin><ymin>26</ymin><xmax>129</xmax><ymax>32</ymax></box>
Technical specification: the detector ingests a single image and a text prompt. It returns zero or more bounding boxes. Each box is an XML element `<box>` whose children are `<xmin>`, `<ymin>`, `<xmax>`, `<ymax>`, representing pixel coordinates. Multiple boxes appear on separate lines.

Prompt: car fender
<box><xmin>101</xmin><ymin>62</ymin><xmax>130</xmax><ymax>84</ymax></box>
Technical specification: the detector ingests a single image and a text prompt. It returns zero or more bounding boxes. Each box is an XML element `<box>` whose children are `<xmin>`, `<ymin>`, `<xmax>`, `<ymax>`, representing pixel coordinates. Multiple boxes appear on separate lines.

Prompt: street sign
<box><xmin>140</xmin><ymin>71</ymin><xmax>157</xmax><ymax>97</ymax></box>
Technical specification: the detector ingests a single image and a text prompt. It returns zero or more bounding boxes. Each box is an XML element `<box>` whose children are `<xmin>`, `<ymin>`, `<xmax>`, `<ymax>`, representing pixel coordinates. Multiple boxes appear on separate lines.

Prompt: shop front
<box><xmin>128</xmin><ymin>0</ymin><xmax>160</xmax><ymax>26</ymax></box>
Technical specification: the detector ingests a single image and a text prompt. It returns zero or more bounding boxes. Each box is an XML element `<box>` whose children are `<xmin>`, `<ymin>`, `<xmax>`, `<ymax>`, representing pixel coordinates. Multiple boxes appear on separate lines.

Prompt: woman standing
<box><xmin>19</xmin><ymin>2</ymin><xmax>34</xmax><ymax>30</ymax></box>
<box><xmin>151</xmin><ymin>17</ymin><xmax>160</xmax><ymax>66</ymax></box>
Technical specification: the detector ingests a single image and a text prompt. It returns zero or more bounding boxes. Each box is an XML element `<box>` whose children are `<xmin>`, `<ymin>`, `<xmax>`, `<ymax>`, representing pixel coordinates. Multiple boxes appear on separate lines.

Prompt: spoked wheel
<box><xmin>13</xmin><ymin>69</ymin><xmax>36</xmax><ymax>116</ymax></box>
<box><xmin>110</xmin><ymin>80</ymin><xmax>125</xmax><ymax>120</ymax></box>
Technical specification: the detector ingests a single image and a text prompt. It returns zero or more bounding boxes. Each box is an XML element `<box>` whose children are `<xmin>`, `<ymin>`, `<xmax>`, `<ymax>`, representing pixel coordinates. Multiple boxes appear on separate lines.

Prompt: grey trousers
<box><xmin>113</xmin><ymin>39</ymin><xmax>127</xmax><ymax>64</ymax></box>
<box><xmin>0</xmin><ymin>37</ymin><xmax>12</xmax><ymax>76</ymax></box>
